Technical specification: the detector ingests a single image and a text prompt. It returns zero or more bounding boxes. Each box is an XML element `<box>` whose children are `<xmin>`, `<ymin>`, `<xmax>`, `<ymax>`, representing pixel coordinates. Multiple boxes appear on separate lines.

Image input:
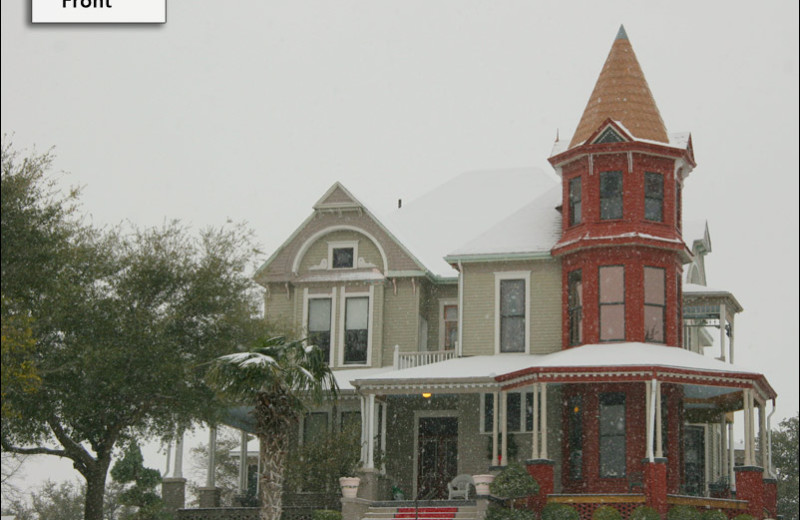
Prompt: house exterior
<box><xmin>177</xmin><ymin>26</ymin><xmax>779</xmax><ymax>520</ymax></box>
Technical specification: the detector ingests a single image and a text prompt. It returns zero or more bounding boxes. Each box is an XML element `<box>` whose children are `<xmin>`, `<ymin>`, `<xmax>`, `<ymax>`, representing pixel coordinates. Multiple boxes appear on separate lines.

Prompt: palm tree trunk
<box><xmin>258</xmin><ymin>429</ymin><xmax>290</xmax><ymax>520</ymax></box>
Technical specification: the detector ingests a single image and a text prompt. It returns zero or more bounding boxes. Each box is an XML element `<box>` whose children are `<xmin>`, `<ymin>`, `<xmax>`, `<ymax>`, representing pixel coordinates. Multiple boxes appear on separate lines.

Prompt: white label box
<box><xmin>32</xmin><ymin>0</ymin><xmax>166</xmax><ymax>24</ymax></box>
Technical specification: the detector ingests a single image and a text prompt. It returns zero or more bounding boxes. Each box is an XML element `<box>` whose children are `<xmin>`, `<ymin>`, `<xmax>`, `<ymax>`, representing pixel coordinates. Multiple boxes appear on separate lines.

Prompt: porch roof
<box><xmin>350</xmin><ymin>343</ymin><xmax>776</xmax><ymax>400</ymax></box>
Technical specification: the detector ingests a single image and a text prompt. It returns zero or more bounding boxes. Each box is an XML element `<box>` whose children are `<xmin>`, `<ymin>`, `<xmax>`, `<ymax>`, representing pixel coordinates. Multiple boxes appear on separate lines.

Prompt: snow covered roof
<box><xmin>381</xmin><ymin>168</ymin><xmax>559</xmax><ymax>278</ymax></box>
<box><xmin>446</xmin><ymin>186</ymin><xmax>562</xmax><ymax>260</ymax></box>
<box><xmin>351</xmin><ymin>343</ymin><xmax>774</xmax><ymax>398</ymax></box>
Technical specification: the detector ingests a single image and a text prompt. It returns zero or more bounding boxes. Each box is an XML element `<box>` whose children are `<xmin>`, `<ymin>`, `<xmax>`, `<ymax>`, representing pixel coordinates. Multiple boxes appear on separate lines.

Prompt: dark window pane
<box><xmin>500</xmin><ymin>280</ymin><xmax>525</xmax><ymax>315</ymax></box>
<box><xmin>332</xmin><ymin>247</ymin><xmax>354</xmax><ymax>268</ymax></box>
<box><xmin>501</xmin><ymin>316</ymin><xmax>525</xmax><ymax>352</ymax></box>
<box><xmin>308</xmin><ymin>298</ymin><xmax>332</xmax><ymax>362</ymax></box>
<box><xmin>600</xmin><ymin>171</ymin><xmax>623</xmax><ymax>220</ymax></box>
<box><xmin>568</xmin><ymin>270</ymin><xmax>583</xmax><ymax>346</ymax></box>
<box><xmin>568</xmin><ymin>396</ymin><xmax>583</xmax><ymax>479</ymax></box>
<box><xmin>599</xmin><ymin>393</ymin><xmax>626</xmax><ymax>477</ymax></box>
<box><xmin>645</xmin><ymin>172</ymin><xmax>663</xmax><ymax>222</ymax></box>
<box><xmin>484</xmin><ymin>393</ymin><xmax>494</xmax><ymax>433</ymax></box>
<box><xmin>569</xmin><ymin>177</ymin><xmax>582</xmax><ymax>225</ymax></box>
<box><xmin>500</xmin><ymin>279</ymin><xmax>526</xmax><ymax>352</ymax></box>
<box><xmin>344</xmin><ymin>297</ymin><xmax>368</xmax><ymax>364</ymax></box>
<box><xmin>507</xmin><ymin>393</ymin><xmax>521</xmax><ymax>432</ymax></box>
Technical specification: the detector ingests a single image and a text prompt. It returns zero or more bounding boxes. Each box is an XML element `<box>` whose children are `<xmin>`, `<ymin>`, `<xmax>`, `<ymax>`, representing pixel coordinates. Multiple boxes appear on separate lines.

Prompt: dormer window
<box><xmin>600</xmin><ymin>171</ymin><xmax>623</xmax><ymax>220</ymax></box>
<box><xmin>594</xmin><ymin>126</ymin><xmax>625</xmax><ymax>144</ymax></box>
<box><xmin>328</xmin><ymin>241</ymin><xmax>358</xmax><ymax>269</ymax></box>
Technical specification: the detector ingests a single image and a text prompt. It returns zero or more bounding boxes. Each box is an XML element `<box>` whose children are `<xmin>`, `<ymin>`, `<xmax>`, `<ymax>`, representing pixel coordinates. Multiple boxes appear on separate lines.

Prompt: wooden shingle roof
<box><xmin>569</xmin><ymin>25</ymin><xmax>669</xmax><ymax>148</ymax></box>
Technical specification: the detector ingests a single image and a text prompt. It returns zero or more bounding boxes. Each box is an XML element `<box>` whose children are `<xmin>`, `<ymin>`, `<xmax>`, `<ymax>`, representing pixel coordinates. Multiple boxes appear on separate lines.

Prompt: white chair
<box><xmin>448</xmin><ymin>474</ymin><xmax>474</xmax><ymax>500</ymax></box>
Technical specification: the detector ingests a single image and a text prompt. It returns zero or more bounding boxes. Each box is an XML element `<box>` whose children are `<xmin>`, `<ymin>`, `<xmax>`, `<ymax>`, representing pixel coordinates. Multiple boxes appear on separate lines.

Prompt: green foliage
<box><xmin>628</xmin><ymin>505</ymin><xmax>660</xmax><ymax>520</ymax></box>
<box><xmin>540</xmin><ymin>503</ymin><xmax>580</xmax><ymax>520</ymax></box>
<box><xmin>312</xmin><ymin>510</ymin><xmax>343</xmax><ymax>520</ymax></box>
<box><xmin>110</xmin><ymin>443</ymin><xmax>168</xmax><ymax>520</ymax></box>
<box><xmin>285</xmin><ymin>422</ymin><xmax>361</xmax><ymax>493</ymax></box>
<box><xmin>0</xmin><ymin>479</ymin><xmax>131</xmax><ymax>520</ymax></box>
<box><xmin>189</xmin><ymin>429</ymin><xmax>254</xmax><ymax>506</ymax></box>
<box><xmin>489</xmin><ymin>462</ymin><xmax>539</xmax><ymax>501</ymax></box>
<box><xmin>591</xmin><ymin>505</ymin><xmax>622</xmax><ymax>520</ymax></box>
<box><xmin>484</xmin><ymin>505</ymin><xmax>536</xmax><ymax>520</ymax></box>
<box><xmin>731</xmin><ymin>515</ymin><xmax>755</xmax><ymax>520</ymax></box>
<box><xmin>773</xmin><ymin>413</ymin><xmax>799</xmax><ymax>520</ymax></box>
<box><xmin>667</xmin><ymin>505</ymin><xmax>700</xmax><ymax>520</ymax></box>
<box><xmin>1</xmin><ymin>141</ymin><xmax>265</xmax><ymax>520</ymax></box>
<box><xmin>699</xmin><ymin>510</ymin><xmax>726</xmax><ymax>520</ymax></box>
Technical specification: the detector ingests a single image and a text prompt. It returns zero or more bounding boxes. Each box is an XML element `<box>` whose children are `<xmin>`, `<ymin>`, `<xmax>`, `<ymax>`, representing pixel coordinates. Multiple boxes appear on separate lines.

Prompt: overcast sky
<box><xmin>2</xmin><ymin>0</ymin><xmax>798</xmax><ymax>492</ymax></box>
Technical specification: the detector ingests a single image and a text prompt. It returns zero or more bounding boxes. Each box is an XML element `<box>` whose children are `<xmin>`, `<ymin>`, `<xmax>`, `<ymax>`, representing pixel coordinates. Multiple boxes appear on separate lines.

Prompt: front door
<box><xmin>417</xmin><ymin>417</ymin><xmax>458</xmax><ymax>499</ymax></box>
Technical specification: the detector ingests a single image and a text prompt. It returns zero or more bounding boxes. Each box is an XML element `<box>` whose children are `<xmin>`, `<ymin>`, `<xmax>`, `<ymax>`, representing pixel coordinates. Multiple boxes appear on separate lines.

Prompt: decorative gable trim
<box><xmin>585</xmin><ymin>118</ymin><xmax>634</xmax><ymax>146</ymax></box>
<box><xmin>313</xmin><ymin>182</ymin><xmax>363</xmax><ymax>211</ymax></box>
<box><xmin>292</xmin><ymin>225</ymin><xmax>389</xmax><ymax>274</ymax></box>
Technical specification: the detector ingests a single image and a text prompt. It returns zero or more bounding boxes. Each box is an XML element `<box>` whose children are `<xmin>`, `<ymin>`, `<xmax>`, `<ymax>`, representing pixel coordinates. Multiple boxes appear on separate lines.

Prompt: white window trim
<box><xmin>302</xmin><ymin>287</ymin><xmax>337</xmax><ymax>367</ymax></box>
<box><xmin>337</xmin><ymin>285</ymin><xmax>373</xmax><ymax>367</ymax></box>
<box><xmin>438</xmin><ymin>299</ymin><xmax>458</xmax><ymax>350</ymax></box>
<box><xmin>480</xmin><ymin>391</ymin><xmax>534</xmax><ymax>434</ymax></box>
<box><xmin>328</xmin><ymin>240</ymin><xmax>359</xmax><ymax>270</ymax></box>
<box><xmin>494</xmin><ymin>271</ymin><xmax>531</xmax><ymax>354</ymax></box>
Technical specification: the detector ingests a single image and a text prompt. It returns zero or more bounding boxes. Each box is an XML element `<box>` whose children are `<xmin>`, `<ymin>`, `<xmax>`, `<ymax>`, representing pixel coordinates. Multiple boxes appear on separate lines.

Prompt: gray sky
<box><xmin>2</xmin><ymin>0</ymin><xmax>798</xmax><ymax>491</ymax></box>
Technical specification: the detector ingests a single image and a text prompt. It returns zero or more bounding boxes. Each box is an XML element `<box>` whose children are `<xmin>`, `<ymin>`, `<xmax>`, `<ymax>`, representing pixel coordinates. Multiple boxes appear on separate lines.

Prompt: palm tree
<box><xmin>207</xmin><ymin>336</ymin><xmax>338</xmax><ymax>520</ymax></box>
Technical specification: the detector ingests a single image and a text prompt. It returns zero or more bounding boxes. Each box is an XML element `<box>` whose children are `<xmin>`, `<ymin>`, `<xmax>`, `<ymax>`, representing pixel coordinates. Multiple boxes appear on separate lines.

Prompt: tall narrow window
<box><xmin>599</xmin><ymin>266</ymin><xmax>625</xmax><ymax>341</ymax></box>
<box><xmin>568</xmin><ymin>270</ymin><xmax>583</xmax><ymax>346</ymax></box>
<box><xmin>500</xmin><ymin>279</ymin><xmax>526</xmax><ymax>352</ymax></box>
<box><xmin>344</xmin><ymin>297</ymin><xmax>368</xmax><ymax>364</ymax></box>
<box><xmin>644</xmin><ymin>267</ymin><xmax>666</xmax><ymax>343</ymax></box>
<box><xmin>599</xmin><ymin>393</ymin><xmax>626</xmax><ymax>477</ymax></box>
<box><xmin>443</xmin><ymin>304</ymin><xmax>458</xmax><ymax>350</ymax></box>
<box><xmin>569</xmin><ymin>177</ymin><xmax>582</xmax><ymax>226</ymax></box>
<box><xmin>308</xmin><ymin>298</ymin><xmax>332</xmax><ymax>363</ymax></box>
<box><xmin>645</xmin><ymin>172</ymin><xmax>664</xmax><ymax>222</ymax></box>
<box><xmin>568</xmin><ymin>395</ymin><xmax>583</xmax><ymax>479</ymax></box>
<box><xmin>600</xmin><ymin>171</ymin><xmax>623</xmax><ymax>220</ymax></box>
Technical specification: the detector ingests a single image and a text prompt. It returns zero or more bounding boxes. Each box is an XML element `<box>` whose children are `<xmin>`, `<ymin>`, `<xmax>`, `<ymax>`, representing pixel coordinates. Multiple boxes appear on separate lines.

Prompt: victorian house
<box><xmin>174</xmin><ymin>27</ymin><xmax>779</xmax><ymax>520</ymax></box>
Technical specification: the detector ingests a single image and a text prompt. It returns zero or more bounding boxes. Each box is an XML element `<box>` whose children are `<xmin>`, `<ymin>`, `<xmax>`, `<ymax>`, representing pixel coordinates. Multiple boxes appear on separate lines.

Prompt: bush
<box><xmin>700</xmin><ymin>510</ymin><xmax>727</xmax><ymax>520</ymax></box>
<box><xmin>540</xmin><ymin>504</ymin><xmax>580</xmax><ymax>520</ymax></box>
<box><xmin>313</xmin><ymin>510</ymin><xmax>342</xmax><ymax>520</ymax></box>
<box><xmin>731</xmin><ymin>516</ymin><xmax>755</xmax><ymax>520</ymax></box>
<box><xmin>629</xmin><ymin>506</ymin><xmax>660</xmax><ymax>520</ymax></box>
<box><xmin>591</xmin><ymin>505</ymin><xmax>622</xmax><ymax>520</ymax></box>
<box><xmin>667</xmin><ymin>505</ymin><xmax>701</xmax><ymax>520</ymax></box>
<box><xmin>485</xmin><ymin>505</ymin><xmax>535</xmax><ymax>520</ymax></box>
<box><xmin>489</xmin><ymin>462</ymin><xmax>539</xmax><ymax>501</ymax></box>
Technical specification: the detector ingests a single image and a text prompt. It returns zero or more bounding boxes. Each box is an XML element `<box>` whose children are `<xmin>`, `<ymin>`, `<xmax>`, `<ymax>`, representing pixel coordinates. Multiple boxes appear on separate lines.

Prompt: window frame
<box><xmin>439</xmin><ymin>299</ymin><xmax>459</xmax><ymax>350</ymax></box>
<box><xmin>644</xmin><ymin>266</ymin><xmax>666</xmax><ymax>343</ymax></box>
<box><xmin>494</xmin><ymin>271</ymin><xmax>531</xmax><ymax>354</ymax></box>
<box><xmin>569</xmin><ymin>176</ymin><xmax>582</xmax><ymax>226</ymax></box>
<box><xmin>338</xmin><ymin>287</ymin><xmax>373</xmax><ymax>366</ymax></box>
<box><xmin>327</xmin><ymin>240</ymin><xmax>359</xmax><ymax>269</ymax></box>
<box><xmin>303</xmin><ymin>288</ymin><xmax>336</xmax><ymax>366</ymax></box>
<box><xmin>480</xmin><ymin>391</ymin><xmax>536</xmax><ymax>434</ymax></box>
<box><xmin>600</xmin><ymin>170</ymin><xmax>624</xmax><ymax>220</ymax></box>
<box><xmin>599</xmin><ymin>265</ymin><xmax>625</xmax><ymax>342</ymax></box>
<box><xmin>644</xmin><ymin>171</ymin><xmax>664</xmax><ymax>222</ymax></box>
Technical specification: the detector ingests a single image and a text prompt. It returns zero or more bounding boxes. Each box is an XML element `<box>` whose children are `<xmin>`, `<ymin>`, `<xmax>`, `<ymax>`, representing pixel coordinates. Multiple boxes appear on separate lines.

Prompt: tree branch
<box><xmin>1</xmin><ymin>438</ymin><xmax>67</xmax><ymax>458</ymax></box>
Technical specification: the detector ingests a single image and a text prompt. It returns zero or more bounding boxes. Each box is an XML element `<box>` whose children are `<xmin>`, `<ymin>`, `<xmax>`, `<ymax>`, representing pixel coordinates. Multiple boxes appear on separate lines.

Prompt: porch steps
<box><xmin>363</xmin><ymin>503</ymin><xmax>478</xmax><ymax>520</ymax></box>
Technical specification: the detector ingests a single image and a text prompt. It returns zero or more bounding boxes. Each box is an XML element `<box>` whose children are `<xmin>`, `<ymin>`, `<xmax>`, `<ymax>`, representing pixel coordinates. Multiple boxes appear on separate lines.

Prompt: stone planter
<box><xmin>472</xmin><ymin>474</ymin><xmax>495</xmax><ymax>496</ymax></box>
<box><xmin>339</xmin><ymin>476</ymin><xmax>361</xmax><ymax>499</ymax></box>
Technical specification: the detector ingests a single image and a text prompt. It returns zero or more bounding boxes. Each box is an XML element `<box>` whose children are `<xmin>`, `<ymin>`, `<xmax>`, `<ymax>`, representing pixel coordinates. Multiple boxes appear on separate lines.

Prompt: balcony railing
<box><xmin>393</xmin><ymin>346</ymin><xmax>456</xmax><ymax>370</ymax></box>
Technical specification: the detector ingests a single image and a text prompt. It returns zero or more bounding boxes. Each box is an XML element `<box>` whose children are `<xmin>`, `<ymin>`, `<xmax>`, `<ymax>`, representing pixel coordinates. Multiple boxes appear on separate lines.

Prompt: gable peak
<box><xmin>313</xmin><ymin>182</ymin><xmax>363</xmax><ymax>211</ymax></box>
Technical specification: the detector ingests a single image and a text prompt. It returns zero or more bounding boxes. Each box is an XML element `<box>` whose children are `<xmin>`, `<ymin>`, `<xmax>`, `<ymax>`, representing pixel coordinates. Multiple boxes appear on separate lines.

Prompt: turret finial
<box><xmin>616</xmin><ymin>24</ymin><xmax>628</xmax><ymax>40</ymax></box>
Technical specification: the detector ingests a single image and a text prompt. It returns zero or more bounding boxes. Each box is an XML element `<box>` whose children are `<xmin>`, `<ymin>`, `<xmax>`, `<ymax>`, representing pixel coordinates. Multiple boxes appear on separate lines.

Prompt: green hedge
<box><xmin>484</xmin><ymin>505</ymin><xmax>535</xmax><ymax>520</ymax></box>
<box><xmin>667</xmin><ymin>505</ymin><xmax>701</xmax><ymax>520</ymax></box>
<box><xmin>540</xmin><ymin>503</ymin><xmax>580</xmax><ymax>520</ymax></box>
<box><xmin>700</xmin><ymin>510</ymin><xmax>727</xmax><ymax>520</ymax></box>
<box><xmin>312</xmin><ymin>510</ymin><xmax>342</xmax><ymax>520</ymax></box>
<box><xmin>591</xmin><ymin>505</ymin><xmax>622</xmax><ymax>520</ymax></box>
<box><xmin>628</xmin><ymin>506</ymin><xmax>660</xmax><ymax>520</ymax></box>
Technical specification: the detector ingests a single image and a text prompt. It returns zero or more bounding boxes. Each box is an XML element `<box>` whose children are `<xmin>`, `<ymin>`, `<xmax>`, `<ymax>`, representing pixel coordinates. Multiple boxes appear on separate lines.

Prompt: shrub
<box><xmin>667</xmin><ymin>505</ymin><xmax>701</xmax><ymax>520</ymax></box>
<box><xmin>312</xmin><ymin>511</ymin><xmax>342</xmax><ymax>520</ymax></box>
<box><xmin>629</xmin><ymin>506</ymin><xmax>660</xmax><ymax>520</ymax></box>
<box><xmin>485</xmin><ymin>505</ymin><xmax>535</xmax><ymax>520</ymax></box>
<box><xmin>700</xmin><ymin>510</ymin><xmax>727</xmax><ymax>520</ymax></box>
<box><xmin>591</xmin><ymin>505</ymin><xmax>622</xmax><ymax>520</ymax></box>
<box><xmin>489</xmin><ymin>462</ymin><xmax>539</xmax><ymax>502</ymax></box>
<box><xmin>540</xmin><ymin>504</ymin><xmax>580</xmax><ymax>520</ymax></box>
<box><xmin>732</xmin><ymin>515</ymin><xmax>755</xmax><ymax>520</ymax></box>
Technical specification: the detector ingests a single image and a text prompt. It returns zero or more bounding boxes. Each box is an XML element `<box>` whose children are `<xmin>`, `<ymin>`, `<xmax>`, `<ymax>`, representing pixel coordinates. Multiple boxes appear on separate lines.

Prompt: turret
<box><xmin>550</xmin><ymin>26</ymin><xmax>696</xmax><ymax>349</ymax></box>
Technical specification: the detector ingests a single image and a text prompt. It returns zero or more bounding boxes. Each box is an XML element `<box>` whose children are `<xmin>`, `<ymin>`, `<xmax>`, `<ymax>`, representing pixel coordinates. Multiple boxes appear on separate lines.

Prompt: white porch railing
<box><xmin>393</xmin><ymin>345</ymin><xmax>456</xmax><ymax>370</ymax></box>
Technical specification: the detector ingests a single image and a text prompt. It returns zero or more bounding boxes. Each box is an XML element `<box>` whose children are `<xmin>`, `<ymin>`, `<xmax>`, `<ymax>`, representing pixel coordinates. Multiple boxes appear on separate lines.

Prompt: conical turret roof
<box><xmin>569</xmin><ymin>25</ymin><xmax>669</xmax><ymax>148</ymax></box>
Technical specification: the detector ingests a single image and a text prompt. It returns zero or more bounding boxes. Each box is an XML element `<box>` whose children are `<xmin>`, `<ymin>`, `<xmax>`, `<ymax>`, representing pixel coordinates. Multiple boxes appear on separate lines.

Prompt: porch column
<box><xmin>360</xmin><ymin>395</ymin><xmax>368</xmax><ymax>465</ymax></box>
<box><xmin>199</xmin><ymin>426</ymin><xmax>221</xmax><ymax>508</ymax></box>
<box><xmin>655</xmin><ymin>381</ymin><xmax>663</xmax><ymax>459</ymax></box>
<box><xmin>728</xmin><ymin>420</ymin><xmax>736</xmax><ymax>491</ymax></box>
<box><xmin>500</xmin><ymin>391</ymin><xmax>508</xmax><ymax>466</ymax></box>
<box><xmin>720</xmin><ymin>416</ymin><xmax>728</xmax><ymax>483</ymax></box>
<box><xmin>643</xmin><ymin>380</ymin><xmax>667</xmax><ymax>514</ymax></box>
<box><xmin>540</xmin><ymin>383</ymin><xmax>548</xmax><ymax>459</ymax></box>
<box><xmin>492</xmin><ymin>392</ymin><xmax>500</xmax><ymax>467</ymax></box>
<box><xmin>645</xmin><ymin>379</ymin><xmax>654</xmax><ymax>461</ymax></box>
<box><xmin>531</xmin><ymin>383</ymin><xmax>539</xmax><ymax>460</ymax></box>
<box><xmin>718</xmin><ymin>303</ymin><xmax>727</xmax><ymax>362</ymax></box>
<box><xmin>380</xmin><ymin>401</ymin><xmax>387</xmax><ymax>472</ymax></box>
<box><xmin>233</xmin><ymin>429</ymin><xmax>250</xmax><ymax>506</ymax></box>
<box><xmin>758</xmin><ymin>401</ymin><xmax>768</xmax><ymax>474</ymax></box>
<box><xmin>366</xmin><ymin>394</ymin><xmax>376</xmax><ymax>469</ymax></box>
<box><xmin>728</xmin><ymin>317</ymin><xmax>735</xmax><ymax>364</ymax></box>
<box><xmin>161</xmin><ymin>431</ymin><xmax>186</xmax><ymax>513</ymax></box>
<box><xmin>743</xmin><ymin>389</ymin><xmax>753</xmax><ymax>466</ymax></box>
